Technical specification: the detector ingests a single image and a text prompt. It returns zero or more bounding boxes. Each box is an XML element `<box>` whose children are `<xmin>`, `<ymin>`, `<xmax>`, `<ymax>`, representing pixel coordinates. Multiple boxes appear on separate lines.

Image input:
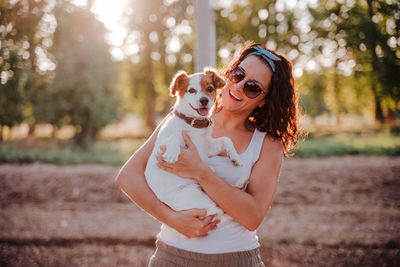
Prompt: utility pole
<box><xmin>193</xmin><ymin>0</ymin><xmax>216</xmax><ymax>72</ymax></box>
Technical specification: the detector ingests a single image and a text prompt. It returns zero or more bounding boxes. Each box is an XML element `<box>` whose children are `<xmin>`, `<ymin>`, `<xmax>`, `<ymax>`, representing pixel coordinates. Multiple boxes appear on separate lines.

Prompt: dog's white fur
<box><xmin>145</xmin><ymin>69</ymin><xmax>242</xmax><ymax>226</ymax></box>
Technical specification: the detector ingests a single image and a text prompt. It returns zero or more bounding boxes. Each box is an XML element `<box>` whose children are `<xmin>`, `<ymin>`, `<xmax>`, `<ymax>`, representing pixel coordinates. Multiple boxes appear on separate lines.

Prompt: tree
<box><xmin>40</xmin><ymin>2</ymin><xmax>118</xmax><ymax>145</ymax></box>
<box><xmin>297</xmin><ymin>72</ymin><xmax>328</xmax><ymax>119</ymax></box>
<box><xmin>214</xmin><ymin>0</ymin><xmax>302</xmax><ymax>66</ymax></box>
<box><xmin>0</xmin><ymin>0</ymin><xmax>48</xmax><ymax>140</ymax></box>
<box><xmin>309</xmin><ymin>0</ymin><xmax>400</xmax><ymax>123</ymax></box>
<box><xmin>121</xmin><ymin>0</ymin><xmax>193</xmax><ymax>130</ymax></box>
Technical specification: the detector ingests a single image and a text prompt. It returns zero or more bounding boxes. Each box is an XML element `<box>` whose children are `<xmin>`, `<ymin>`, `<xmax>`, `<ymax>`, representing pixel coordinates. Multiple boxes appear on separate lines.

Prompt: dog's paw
<box><xmin>229</xmin><ymin>154</ymin><xmax>243</xmax><ymax>166</ymax></box>
<box><xmin>232</xmin><ymin>159</ymin><xmax>243</xmax><ymax>166</ymax></box>
<box><xmin>231</xmin><ymin>158</ymin><xmax>243</xmax><ymax>166</ymax></box>
<box><xmin>163</xmin><ymin>147</ymin><xmax>180</xmax><ymax>163</ymax></box>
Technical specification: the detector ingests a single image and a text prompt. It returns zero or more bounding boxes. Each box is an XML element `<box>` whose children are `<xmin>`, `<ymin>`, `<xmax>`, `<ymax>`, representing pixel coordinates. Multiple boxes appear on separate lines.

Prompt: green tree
<box><xmin>297</xmin><ymin>72</ymin><xmax>328</xmax><ymax>119</ymax></box>
<box><xmin>40</xmin><ymin>2</ymin><xmax>118</xmax><ymax>145</ymax></box>
<box><xmin>0</xmin><ymin>0</ymin><xmax>47</xmax><ymax>140</ymax></box>
<box><xmin>214</xmin><ymin>1</ymin><xmax>303</xmax><ymax>65</ymax></box>
<box><xmin>309</xmin><ymin>0</ymin><xmax>400</xmax><ymax>123</ymax></box>
<box><xmin>122</xmin><ymin>0</ymin><xmax>193</xmax><ymax>130</ymax></box>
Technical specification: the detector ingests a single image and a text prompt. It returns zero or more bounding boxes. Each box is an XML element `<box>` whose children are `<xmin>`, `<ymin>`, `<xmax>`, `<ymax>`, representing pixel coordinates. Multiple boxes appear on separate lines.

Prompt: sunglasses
<box><xmin>228</xmin><ymin>66</ymin><xmax>265</xmax><ymax>99</ymax></box>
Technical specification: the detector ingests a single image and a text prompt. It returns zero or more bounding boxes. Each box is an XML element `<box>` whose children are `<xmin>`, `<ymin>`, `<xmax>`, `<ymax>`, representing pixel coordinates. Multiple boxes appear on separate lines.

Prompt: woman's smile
<box><xmin>229</xmin><ymin>89</ymin><xmax>242</xmax><ymax>101</ymax></box>
<box><xmin>222</xmin><ymin>55</ymin><xmax>271</xmax><ymax>115</ymax></box>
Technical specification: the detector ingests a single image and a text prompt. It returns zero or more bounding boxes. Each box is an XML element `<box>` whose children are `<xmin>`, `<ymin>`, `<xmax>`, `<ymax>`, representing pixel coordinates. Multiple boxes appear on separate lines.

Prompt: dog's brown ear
<box><xmin>204</xmin><ymin>68</ymin><xmax>226</xmax><ymax>89</ymax></box>
<box><xmin>170</xmin><ymin>71</ymin><xmax>189</xmax><ymax>96</ymax></box>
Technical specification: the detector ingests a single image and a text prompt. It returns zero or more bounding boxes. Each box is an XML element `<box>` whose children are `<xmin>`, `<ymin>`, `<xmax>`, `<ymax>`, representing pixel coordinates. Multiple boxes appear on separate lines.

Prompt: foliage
<box><xmin>297</xmin><ymin>72</ymin><xmax>328</xmax><ymax>118</ymax></box>
<box><xmin>308</xmin><ymin>0</ymin><xmax>400</xmax><ymax>123</ymax></box>
<box><xmin>214</xmin><ymin>0</ymin><xmax>302</xmax><ymax>66</ymax></box>
<box><xmin>120</xmin><ymin>0</ymin><xmax>194</xmax><ymax>130</ymax></box>
<box><xmin>0</xmin><ymin>0</ymin><xmax>48</xmax><ymax>130</ymax></box>
<box><xmin>38</xmin><ymin>2</ymin><xmax>119</xmax><ymax>145</ymax></box>
<box><xmin>1</xmin><ymin>0</ymin><xmax>400</xmax><ymax>146</ymax></box>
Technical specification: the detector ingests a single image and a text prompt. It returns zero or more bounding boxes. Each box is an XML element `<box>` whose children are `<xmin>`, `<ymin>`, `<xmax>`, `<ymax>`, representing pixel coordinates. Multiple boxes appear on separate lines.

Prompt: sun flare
<box><xmin>90</xmin><ymin>0</ymin><xmax>128</xmax><ymax>47</ymax></box>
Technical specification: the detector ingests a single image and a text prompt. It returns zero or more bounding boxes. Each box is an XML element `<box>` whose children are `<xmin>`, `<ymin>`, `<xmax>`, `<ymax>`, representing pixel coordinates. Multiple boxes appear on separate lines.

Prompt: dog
<box><xmin>144</xmin><ymin>68</ymin><xmax>242</xmax><ymax>228</ymax></box>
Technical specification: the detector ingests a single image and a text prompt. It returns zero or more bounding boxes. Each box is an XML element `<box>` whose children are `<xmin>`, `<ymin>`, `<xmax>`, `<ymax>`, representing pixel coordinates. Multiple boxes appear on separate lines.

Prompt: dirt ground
<box><xmin>0</xmin><ymin>156</ymin><xmax>399</xmax><ymax>266</ymax></box>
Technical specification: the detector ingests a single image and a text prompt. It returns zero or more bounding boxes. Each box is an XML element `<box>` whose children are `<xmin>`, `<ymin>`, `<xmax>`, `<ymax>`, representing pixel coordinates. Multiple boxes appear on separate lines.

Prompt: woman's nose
<box><xmin>232</xmin><ymin>79</ymin><xmax>245</xmax><ymax>93</ymax></box>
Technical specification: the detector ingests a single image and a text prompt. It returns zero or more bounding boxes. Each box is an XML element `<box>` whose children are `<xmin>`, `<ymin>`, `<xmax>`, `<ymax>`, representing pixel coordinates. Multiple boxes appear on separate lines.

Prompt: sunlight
<box><xmin>90</xmin><ymin>0</ymin><xmax>128</xmax><ymax>47</ymax></box>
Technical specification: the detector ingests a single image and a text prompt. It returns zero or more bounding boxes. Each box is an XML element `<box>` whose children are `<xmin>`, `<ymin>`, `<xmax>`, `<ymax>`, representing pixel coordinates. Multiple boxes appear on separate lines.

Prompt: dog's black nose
<box><xmin>200</xmin><ymin>97</ymin><xmax>209</xmax><ymax>106</ymax></box>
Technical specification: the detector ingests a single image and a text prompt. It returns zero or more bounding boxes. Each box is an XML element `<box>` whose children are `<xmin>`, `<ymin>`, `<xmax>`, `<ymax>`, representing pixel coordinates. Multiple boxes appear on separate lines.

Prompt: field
<box><xmin>1</xmin><ymin>131</ymin><xmax>400</xmax><ymax>165</ymax></box>
<box><xmin>0</xmin><ymin>155</ymin><xmax>399</xmax><ymax>266</ymax></box>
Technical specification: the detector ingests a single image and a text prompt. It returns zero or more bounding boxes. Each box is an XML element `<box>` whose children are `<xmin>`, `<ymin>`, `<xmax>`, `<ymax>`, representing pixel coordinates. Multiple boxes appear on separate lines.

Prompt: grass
<box><xmin>293</xmin><ymin>132</ymin><xmax>400</xmax><ymax>158</ymax></box>
<box><xmin>0</xmin><ymin>132</ymin><xmax>399</xmax><ymax>165</ymax></box>
<box><xmin>0</xmin><ymin>138</ymin><xmax>145</xmax><ymax>166</ymax></box>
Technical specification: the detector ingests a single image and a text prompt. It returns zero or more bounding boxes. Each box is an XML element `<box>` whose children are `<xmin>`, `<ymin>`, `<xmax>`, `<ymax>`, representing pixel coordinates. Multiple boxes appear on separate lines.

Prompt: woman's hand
<box><xmin>168</xmin><ymin>209</ymin><xmax>220</xmax><ymax>238</ymax></box>
<box><xmin>156</xmin><ymin>131</ymin><xmax>208</xmax><ymax>181</ymax></box>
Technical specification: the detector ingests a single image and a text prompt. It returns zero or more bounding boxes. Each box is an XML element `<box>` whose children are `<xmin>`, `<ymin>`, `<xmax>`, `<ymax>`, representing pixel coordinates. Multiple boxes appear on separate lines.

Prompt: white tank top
<box><xmin>157</xmin><ymin>129</ymin><xmax>267</xmax><ymax>254</ymax></box>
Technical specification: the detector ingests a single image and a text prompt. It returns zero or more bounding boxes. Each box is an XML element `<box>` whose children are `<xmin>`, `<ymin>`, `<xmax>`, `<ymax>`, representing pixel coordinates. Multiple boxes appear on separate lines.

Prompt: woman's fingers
<box><xmin>155</xmin><ymin>148</ymin><xmax>174</xmax><ymax>171</ymax></box>
<box><xmin>176</xmin><ymin>209</ymin><xmax>221</xmax><ymax>238</ymax></box>
<box><xmin>189</xmin><ymin>208</ymin><xmax>207</xmax><ymax>218</ymax></box>
<box><xmin>198</xmin><ymin>214</ymin><xmax>220</xmax><ymax>235</ymax></box>
<box><xmin>196</xmin><ymin>217</ymin><xmax>220</xmax><ymax>237</ymax></box>
<box><xmin>205</xmin><ymin>219</ymin><xmax>220</xmax><ymax>232</ymax></box>
<box><xmin>156</xmin><ymin>146</ymin><xmax>166</xmax><ymax>161</ymax></box>
<box><xmin>202</xmin><ymin>215</ymin><xmax>220</xmax><ymax>229</ymax></box>
<box><xmin>201</xmin><ymin>214</ymin><xmax>216</xmax><ymax>223</ymax></box>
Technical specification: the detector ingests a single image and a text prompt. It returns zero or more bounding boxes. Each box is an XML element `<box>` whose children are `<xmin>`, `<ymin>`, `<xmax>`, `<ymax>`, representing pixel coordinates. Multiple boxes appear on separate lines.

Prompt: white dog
<box><xmin>145</xmin><ymin>68</ymin><xmax>242</xmax><ymax>225</ymax></box>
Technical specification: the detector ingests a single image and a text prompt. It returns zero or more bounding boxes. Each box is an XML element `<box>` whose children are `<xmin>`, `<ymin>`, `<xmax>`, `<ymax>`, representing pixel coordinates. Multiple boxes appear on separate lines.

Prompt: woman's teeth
<box><xmin>229</xmin><ymin>90</ymin><xmax>242</xmax><ymax>101</ymax></box>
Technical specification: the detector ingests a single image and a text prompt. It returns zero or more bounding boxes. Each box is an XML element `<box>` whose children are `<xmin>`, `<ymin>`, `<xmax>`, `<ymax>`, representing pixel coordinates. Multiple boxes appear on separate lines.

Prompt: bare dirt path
<box><xmin>0</xmin><ymin>156</ymin><xmax>399</xmax><ymax>266</ymax></box>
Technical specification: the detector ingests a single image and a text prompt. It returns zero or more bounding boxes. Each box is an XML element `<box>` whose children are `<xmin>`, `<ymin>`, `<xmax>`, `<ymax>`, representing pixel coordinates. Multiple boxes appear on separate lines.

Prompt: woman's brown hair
<box><xmin>219</xmin><ymin>43</ymin><xmax>302</xmax><ymax>157</ymax></box>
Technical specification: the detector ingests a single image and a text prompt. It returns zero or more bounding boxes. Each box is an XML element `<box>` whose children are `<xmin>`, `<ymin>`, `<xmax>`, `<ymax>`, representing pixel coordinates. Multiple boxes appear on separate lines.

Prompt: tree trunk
<box><xmin>145</xmin><ymin>98</ymin><xmax>156</xmax><ymax>130</ymax></box>
<box><xmin>367</xmin><ymin>0</ymin><xmax>385</xmax><ymax>123</ymax></box>
<box><xmin>370</xmin><ymin>82</ymin><xmax>384</xmax><ymax>123</ymax></box>
<box><xmin>333</xmin><ymin>60</ymin><xmax>341</xmax><ymax>125</ymax></box>
<box><xmin>143</xmin><ymin>34</ymin><xmax>156</xmax><ymax>131</ymax></box>
<box><xmin>28</xmin><ymin>124</ymin><xmax>35</xmax><ymax>137</ymax></box>
<box><xmin>74</xmin><ymin>125</ymin><xmax>91</xmax><ymax>147</ymax></box>
<box><xmin>194</xmin><ymin>0</ymin><xmax>216</xmax><ymax>71</ymax></box>
<box><xmin>387</xmin><ymin>107</ymin><xmax>395</xmax><ymax>124</ymax></box>
<box><xmin>51</xmin><ymin>125</ymin><xmax>58</xmax><ymax>139</ymax></box>
<box><xmin>0</xmin><ymin>125</ymin><xmax>2</xmax><ymax>142</ymax></box>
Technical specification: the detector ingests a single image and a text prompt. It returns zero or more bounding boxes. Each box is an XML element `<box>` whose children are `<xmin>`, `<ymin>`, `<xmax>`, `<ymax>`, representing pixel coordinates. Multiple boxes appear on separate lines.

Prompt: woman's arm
<box><xmin>115</xmin><ymin>118</ymin><xmax>219</xmax><ymax>238</ymax></box>
<box><xmin>157</xmin><ymin>132</ymin><xmax>282</xmax><ymax>231</ymax></box>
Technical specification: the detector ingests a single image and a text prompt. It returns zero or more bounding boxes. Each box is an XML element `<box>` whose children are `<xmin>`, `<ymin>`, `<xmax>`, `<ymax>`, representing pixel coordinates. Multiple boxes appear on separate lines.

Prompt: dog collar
<box><xmin>173</xmin><ymin>110</ymin><xmax>212</xmax><ymax>128</ymax></box>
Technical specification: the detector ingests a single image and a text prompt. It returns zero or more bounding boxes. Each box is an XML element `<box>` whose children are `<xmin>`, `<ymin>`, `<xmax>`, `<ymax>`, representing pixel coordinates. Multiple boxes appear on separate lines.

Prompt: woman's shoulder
<box><xmin>260</xmin><ymin>133</ymin><xmax>283</xmax><ymax>159</ymax></box>
<box><xmin>251</xmin><ymin>128</ymin><xmax>283</xmax><ymax>158</ymax></box>
<box><xmin>253</xmin><ymin>128</ymin><xmax>282</xmax><ymax>145</ymax></box>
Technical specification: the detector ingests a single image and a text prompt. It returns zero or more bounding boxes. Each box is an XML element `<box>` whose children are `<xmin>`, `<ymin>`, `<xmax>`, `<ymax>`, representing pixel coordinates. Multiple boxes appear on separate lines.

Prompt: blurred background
<box><xmin>0</xmin><ymin>0</ymin><xmax>399</xmax><ymax>161</ymax></box>
<box><xmin>0</xmin><ymin>0</ymin><xmax>399</xmax><ymax>266</ymax></box>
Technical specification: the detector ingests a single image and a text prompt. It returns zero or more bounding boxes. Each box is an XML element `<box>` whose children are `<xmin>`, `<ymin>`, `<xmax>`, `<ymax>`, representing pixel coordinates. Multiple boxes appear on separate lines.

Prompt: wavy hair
<box><xmin>219</xmin><ymin>43</ymin><xmax>302</xmax><ymax>157</ymax></box>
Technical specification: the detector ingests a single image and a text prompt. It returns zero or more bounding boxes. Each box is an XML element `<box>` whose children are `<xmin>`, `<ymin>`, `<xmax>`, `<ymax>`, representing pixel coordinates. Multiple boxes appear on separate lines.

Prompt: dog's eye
<box><xmin>206</xmin><ymin>86</ymin><xmax>214</xmax><ymax>92</ymax></box>
<box><xmin>188</xmin><ymin>88</ymin><xmax>197</xmax><ymax>94</ymax></box>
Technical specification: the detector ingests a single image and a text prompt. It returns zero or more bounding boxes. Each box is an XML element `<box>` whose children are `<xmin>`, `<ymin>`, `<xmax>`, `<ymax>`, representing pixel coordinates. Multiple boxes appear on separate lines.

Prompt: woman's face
<box><xmin>221</xmin><ymin>55</ymin><xmax>272</xmax><ymax>115</ymax></box>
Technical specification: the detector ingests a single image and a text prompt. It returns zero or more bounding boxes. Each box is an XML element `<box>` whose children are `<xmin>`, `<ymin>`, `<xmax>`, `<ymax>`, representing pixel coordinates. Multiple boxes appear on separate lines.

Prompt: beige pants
<box><xmin>148</xmin><ymin>240</ymin><xmax>265</xmax><ymax>267</ymax></box>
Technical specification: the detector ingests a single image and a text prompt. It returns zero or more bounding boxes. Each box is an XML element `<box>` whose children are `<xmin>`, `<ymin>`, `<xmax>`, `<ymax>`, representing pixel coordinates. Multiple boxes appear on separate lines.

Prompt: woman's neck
<box><xmin>212</xmin><ymin>108</ymin><xmax>249</xmax><ymax>132</ymax></box>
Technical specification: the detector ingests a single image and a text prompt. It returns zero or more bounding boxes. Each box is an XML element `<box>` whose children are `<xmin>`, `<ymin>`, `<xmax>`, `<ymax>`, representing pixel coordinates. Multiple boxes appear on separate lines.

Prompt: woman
<box><xmin>115</xmin><ymin>43</ymin><xmax>300</xmax><ymax>266</ymax></box>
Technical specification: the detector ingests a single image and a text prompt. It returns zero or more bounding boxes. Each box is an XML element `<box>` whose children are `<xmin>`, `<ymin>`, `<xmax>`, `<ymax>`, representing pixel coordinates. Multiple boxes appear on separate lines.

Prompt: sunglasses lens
<box><xmin>229</xmin><ymin>66</ymin><xmax>264</xmax><ymax>99</ymax></box>
<box><xmin>229</xmin><ymin>66</ymin><xmax>244</xmax><ymax>83</ymax></box>
<box><xmin>244</xmin><ymin>81</ymin><xmax>262</xmax><ymax>99</ymax></box>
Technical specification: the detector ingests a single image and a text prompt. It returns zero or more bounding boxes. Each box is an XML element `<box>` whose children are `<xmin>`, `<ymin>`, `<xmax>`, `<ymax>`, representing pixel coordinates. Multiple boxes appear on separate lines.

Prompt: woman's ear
<box><xmin>169</xmin><ymin>71</ymin><xmax>189</xmax><ymax>96</ymax></box>
<box><xmin>204</xmin><ymin>68</ymin><xmax>226</xmax><ymax>89</ymax></box>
